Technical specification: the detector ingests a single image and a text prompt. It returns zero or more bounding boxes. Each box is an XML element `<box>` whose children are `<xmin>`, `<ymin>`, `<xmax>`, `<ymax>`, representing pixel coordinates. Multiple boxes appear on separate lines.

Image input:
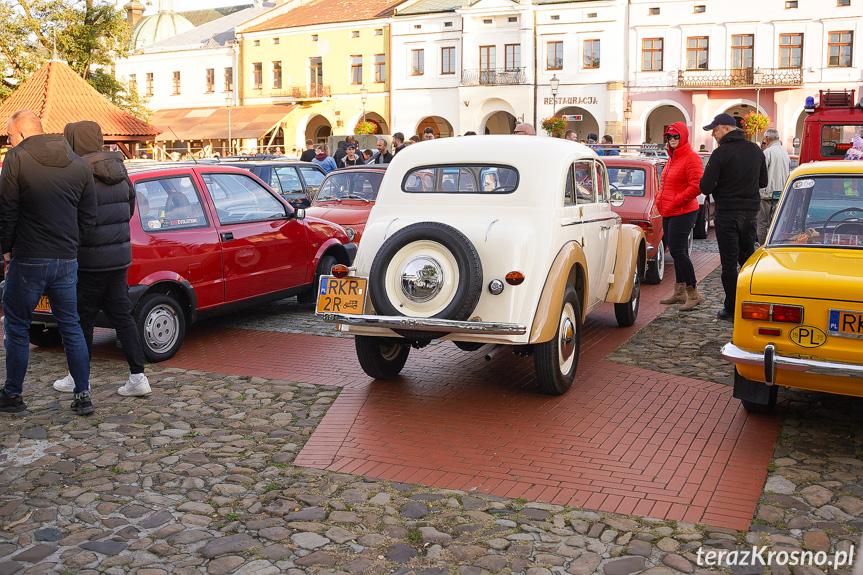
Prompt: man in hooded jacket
<box><xmin>700</xmin><ymin>113</ymin><xmax>768</xmax><ymax>321</ymax></box>
<box><xmin>0</xmin><ymin>110</ymin><xmax>97</xmax><ymax>415</ymax></box>
<box><xmin>53</xmin><ymin>121</ymin><xmax>151</xmax><ymax>397</ymax></box>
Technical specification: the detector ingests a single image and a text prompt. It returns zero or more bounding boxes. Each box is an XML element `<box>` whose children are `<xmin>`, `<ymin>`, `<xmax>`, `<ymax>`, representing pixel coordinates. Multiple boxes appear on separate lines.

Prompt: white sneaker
<box><xmin>53</xmin><ymin>373</ymin><xmax>75</xmax><ymax>393</ymax></box>
<box><xmin>118</xmin><ymin>373</ymin><xmax>152</xmax><ymax>397</ymax></box>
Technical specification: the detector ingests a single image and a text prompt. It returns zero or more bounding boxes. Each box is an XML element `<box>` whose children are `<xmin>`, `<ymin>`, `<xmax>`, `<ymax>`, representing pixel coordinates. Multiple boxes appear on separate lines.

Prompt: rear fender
<box><xmin>606</xmin><ymin>224</ymin><xmax>645</xmax><ymax>303</ymax></box>
<box><xmin>310</xmin><ymin>239</ymin><xmax>352</xmax><ymax>280</ymax></box>
<box><xmin>130</xmin><ymin>272</ymin><xmax>197</xmax><ymax>323</ymax></box>
<box><xmin>529</xmin><ymin>241</ymin><xmax>588</xmax><ymax>344</ymax></box>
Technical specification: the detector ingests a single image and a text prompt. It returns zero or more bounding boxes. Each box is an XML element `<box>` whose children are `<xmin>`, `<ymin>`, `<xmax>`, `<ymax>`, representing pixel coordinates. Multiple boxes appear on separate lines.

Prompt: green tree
<box><xmin>0</xmin><ymin>0</ymin><xmax>151</xmax><ymax>119</ymax></box>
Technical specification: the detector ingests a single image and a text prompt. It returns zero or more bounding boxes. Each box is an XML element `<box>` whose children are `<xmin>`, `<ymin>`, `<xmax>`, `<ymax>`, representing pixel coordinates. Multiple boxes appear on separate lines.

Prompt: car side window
<box><xmin>402</xmin><ymin>165</ymin><xmax>518</xmax><ymax>193</ymax></box>
<box><xmin>202</xmin><ymin>173</ymin><xmax>288</xmax><ymax>225</ymax></box>
<box><xmin>595</xmin><ymin>161</ymin><xmax>609</xmax><ymax>202</ymax></box>
<box><xmin>135</xmin><ymin>176</ymin><xmax>209</xmax><ymax>232</ymax></box>
<box><xmin>298</xmin><ymin>166</ymin><xmax>325</xmax><ymax>197</ymax></box>
<box><xmin>564</xmin><ymin>167</ymin><xmax>576</xmax><ymax>206</ymax></box>
<box><xmin>573</xmin><ymin>161</ymin><xmax>595</xmax><ymax>204</ymax></box>
<box><xmin>272</xmin><ymin>167</ymin><xmax>304</xmax><ymax>195</ymax></box>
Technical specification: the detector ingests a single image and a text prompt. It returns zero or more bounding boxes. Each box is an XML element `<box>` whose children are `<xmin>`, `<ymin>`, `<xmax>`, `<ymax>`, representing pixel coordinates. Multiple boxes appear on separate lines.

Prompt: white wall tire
<box><xmin>533</xmin><ymin>285</ymin><xmax>581</xmax><ymax>395</ymax></box>
<box><xmin>369</xmin><ymin>222</ymin><xmax>483</xmax><ymax>340</ymax></box>
<box><xmin>644</xmin><ymin>239</ymin><xmax>665</xmax><ymax>284</ymax></box>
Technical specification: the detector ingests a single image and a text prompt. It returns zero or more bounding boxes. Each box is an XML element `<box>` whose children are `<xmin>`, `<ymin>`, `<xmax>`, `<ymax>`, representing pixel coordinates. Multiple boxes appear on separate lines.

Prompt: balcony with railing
<box><xmin>271</xmin><ymin>85</ymin><xmax>332</xmax><ymax>101</ymax></box>
<box><xmin>461</xmin><ymin>68</ymin><xmax>528</xmax><ymax>86</ymax></box>
<box><xmin>677</xmin><ymin>67</ymin><xmax>803</xmax><ymax>89</ymax></box>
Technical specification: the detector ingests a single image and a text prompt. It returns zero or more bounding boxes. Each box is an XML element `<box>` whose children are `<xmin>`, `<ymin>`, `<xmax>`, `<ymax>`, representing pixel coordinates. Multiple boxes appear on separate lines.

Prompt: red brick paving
<box><xmin>86</xmin><ymin>249</ymin><xmax>779</xmax><ymax>529</ymax></box>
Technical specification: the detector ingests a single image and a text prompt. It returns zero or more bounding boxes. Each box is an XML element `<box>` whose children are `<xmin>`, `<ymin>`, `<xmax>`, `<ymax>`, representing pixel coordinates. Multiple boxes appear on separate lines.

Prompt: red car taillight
<box><xmin>741</xmin><ymin>302</ymin><xmax>803</xmax><ymax>324</ymax></box>
<box><xmin>630</xmin><ymin>220</ymin><xmax>653</xmax><ymax>234</ymax></box>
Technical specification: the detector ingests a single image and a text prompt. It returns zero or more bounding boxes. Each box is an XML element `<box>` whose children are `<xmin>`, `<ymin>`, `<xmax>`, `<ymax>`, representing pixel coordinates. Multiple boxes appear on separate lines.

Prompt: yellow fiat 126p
<box><xmin>722</xmin><ymin>161</ymin><xmax>863</xmax><ymax>412</ymax></box>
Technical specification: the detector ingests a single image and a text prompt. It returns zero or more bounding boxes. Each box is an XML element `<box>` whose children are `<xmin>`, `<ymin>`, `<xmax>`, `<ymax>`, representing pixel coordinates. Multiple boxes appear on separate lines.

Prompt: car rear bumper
<box><xmin>721</xmin><ymin>342</ymin><xmax>863</xmax><ymax>383</ymax></box>
<box><xmin>322</xmin><ymin>313</ymin><xmax>527</xmax><ymax>335</ymax></box>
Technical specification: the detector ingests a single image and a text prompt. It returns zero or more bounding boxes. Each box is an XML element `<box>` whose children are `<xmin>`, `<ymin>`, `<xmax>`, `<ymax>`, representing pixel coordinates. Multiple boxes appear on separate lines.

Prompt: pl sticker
<box><xmin>147</xmin><ymin>220</ymin><xmax>161</xmax><ymax>229</ymax></box>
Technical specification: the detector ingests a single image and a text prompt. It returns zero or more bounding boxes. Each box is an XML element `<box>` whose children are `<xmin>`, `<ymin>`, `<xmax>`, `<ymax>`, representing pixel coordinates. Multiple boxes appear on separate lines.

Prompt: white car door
<box><xmin>564</xmin><ymin>160</ymin><xmax>612</xmax><ymax>311</ymax></box>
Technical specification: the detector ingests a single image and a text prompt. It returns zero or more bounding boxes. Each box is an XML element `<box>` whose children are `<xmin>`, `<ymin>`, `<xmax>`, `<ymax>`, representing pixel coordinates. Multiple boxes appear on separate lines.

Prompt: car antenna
<box><xmin>165</xmin><ymin>126</ymin><xmax>198</xmax><ymax>164</ymax></box>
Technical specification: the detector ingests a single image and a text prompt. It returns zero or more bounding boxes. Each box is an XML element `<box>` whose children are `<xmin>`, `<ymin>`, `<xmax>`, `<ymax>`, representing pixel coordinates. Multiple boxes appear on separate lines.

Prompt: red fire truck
<box><xmin>799</xmin><ymin>89</ymin><xmax>863</xmax><ymax>164</ymax></box>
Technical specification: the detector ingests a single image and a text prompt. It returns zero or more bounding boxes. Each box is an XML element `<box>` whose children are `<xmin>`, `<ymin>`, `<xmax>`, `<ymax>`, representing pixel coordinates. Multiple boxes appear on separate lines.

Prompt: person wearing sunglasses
<box><xmin>656</xmin><ymin>122</ymin><xmax>704</xmax><ymax>311</ymax></box>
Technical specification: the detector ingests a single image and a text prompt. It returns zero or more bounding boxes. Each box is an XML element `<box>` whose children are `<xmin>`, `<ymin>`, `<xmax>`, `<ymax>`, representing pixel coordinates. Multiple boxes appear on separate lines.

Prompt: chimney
<box><xmin>125</xmin><ymin>0</ymin><xmax>145</xmax><ymax>27</ymax></box>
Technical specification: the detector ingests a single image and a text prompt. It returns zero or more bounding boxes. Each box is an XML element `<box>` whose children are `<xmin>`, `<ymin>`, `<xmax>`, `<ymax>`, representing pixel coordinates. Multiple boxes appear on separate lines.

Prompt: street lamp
<box><xmin>753</xmin><ymin>68</ymin><xmax>764</xmax><ymax>114</ymax></box>
<box><xmin>225</xmin><ymin>95</ymin><xmax>233</xmax><ymax>156</ymax></box>
<box><xmin>360</xmin><ymin>85</ymin><xmax>368</xmax><ymax>123</ymax></box>
<box><xmin>623</xmin><ymin>101</ymin><xmax>632</xmax><ymax>144</ymax></box>
<box><xmin>550</xmin><ymin>74</ymin><xmax>560</xmax><ymax>115</ymax></box>
<box><xmin>752</xmin><ymin>68</ymin><xmax>764</xmax><ymax>142</ymax></box>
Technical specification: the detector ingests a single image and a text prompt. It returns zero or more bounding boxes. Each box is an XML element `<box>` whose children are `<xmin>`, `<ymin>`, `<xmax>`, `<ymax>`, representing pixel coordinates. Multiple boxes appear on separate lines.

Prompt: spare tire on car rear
<box><xmin>369</xmin><ymin>222</ymin><xmax>483</xmax><ymax>340</ymax></box>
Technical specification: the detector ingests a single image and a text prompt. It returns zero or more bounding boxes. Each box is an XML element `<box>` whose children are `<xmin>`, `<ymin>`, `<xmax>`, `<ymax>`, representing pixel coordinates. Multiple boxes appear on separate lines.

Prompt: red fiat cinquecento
<box><xmin>29</xmin><ymin>164</ymin><xmax>356</xmax><ymax>361</ymax></box>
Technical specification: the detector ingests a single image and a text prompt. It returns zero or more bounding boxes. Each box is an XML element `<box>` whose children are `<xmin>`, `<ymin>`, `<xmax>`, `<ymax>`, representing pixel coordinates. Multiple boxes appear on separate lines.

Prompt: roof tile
<box><xmin>0</xmin><ymin>61</ymin><xmax>160</xmax><ymax>139</ymax></box>
<box><xmin>244</xmin><ymin>0</ymin><xmax>405</xmax><ymax>32</ymax></box>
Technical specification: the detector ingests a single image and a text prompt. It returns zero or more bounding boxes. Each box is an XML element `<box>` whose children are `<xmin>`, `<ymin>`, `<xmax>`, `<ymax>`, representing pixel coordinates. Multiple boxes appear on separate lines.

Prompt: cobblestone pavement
<box><xmin>2</xmin><ymin>248</ymin><xmax>863</xmax><ymax>575</ymax></box>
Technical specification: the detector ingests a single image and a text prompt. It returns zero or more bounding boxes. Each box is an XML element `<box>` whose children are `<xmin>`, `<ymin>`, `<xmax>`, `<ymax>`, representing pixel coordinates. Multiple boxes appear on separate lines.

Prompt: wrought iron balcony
<box><xmin>677</xmin><ymin>67</ymin><xmax>803</xmax><ymax>89</ymax></box>
<box><xmin>461</xmin><ymin>68</ymin><xmax>528</xmax><ymax>86</ymax></box>
<box><xmin>271</xmin><ymin>85</ymin><xmax>332</xmax><ymax>100</ymax></box>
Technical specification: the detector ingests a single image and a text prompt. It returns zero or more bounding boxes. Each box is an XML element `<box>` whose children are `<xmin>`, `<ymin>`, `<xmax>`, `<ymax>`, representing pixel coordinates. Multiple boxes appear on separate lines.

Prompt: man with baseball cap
<box><xmin>699</xmin><ymin>113</ymin><xmax>767</xmax><ymax>321</ymax></box>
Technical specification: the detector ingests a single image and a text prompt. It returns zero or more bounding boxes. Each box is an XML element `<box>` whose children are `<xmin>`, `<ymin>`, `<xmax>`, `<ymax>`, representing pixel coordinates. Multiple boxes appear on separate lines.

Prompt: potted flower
<box><xmin>541</xmin><ymin>116</ymin><xmax>568</xmax><ymax>138</ymax></box>
<box><xmin>741</xmin><ymin>111</ymin><xmax>771</xmax><ymax>139</ymax></box>
<box><xmin>354</xmin><ymin>120</ymin><xmax>379</xmax><ymax>135</ymax></box>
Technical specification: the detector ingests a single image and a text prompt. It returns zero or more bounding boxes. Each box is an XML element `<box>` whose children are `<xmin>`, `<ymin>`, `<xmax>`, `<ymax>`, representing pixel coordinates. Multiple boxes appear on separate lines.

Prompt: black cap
<box><xmin>703</xmin><ymin>113</ymin><xmax>737</xmax><ymax>131</ymax></box>
<box><xmin>346</xmin><ymin>143</ymin><xmax>357</xmax><ymax>149</ymax></box>
<box><xmin>587</xmin><ymin>133</ymin><xmax>598</xmax><ymax>143</ymax></box>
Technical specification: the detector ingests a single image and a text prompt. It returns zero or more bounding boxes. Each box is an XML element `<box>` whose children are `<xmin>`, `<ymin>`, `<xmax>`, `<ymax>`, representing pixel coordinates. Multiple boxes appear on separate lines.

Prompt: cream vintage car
<box><xmin>317</xmin><ymin>136</ymin><xmax>645</xmax><ymax>395</ymax></box>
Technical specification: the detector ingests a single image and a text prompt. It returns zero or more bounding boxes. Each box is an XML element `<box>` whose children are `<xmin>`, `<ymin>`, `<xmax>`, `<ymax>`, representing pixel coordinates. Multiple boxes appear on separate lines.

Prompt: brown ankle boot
<box><xmin>660</xmin><ymin>283</ymin><xmax>686</xmax><ymax>305</ymax></box>
<box><xmin>679</xmin><ymin>285</ymin><xmax>704</xmax><ymax>311</ymax></box>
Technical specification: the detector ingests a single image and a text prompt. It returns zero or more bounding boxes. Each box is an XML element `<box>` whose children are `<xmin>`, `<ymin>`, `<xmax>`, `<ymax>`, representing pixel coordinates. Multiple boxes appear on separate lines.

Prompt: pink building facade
<box><xmin>625</xmin><ymin>0</ymin><xmax>862</xmax><ymax>153</ymax></box>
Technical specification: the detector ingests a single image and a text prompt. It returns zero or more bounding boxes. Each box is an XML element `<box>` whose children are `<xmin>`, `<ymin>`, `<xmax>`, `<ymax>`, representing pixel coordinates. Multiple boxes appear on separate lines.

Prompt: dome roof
<box><xmin>131</xmin><ymin>10</ymin><xmax>195</xmax><ymax>49</ymax></box>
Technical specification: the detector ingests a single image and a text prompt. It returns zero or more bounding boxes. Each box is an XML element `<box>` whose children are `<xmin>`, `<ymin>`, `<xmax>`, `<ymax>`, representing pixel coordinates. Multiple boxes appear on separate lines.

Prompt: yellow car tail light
<box><xmin>741</xmin><ymin>302</ymin><xmax>770</xmax><ymax>320</ymax></box>
<box><xmin>772</xmin><ymin>304</ymin><xmax>803</xmax><ymax>324</ymax></box>
<box><xmin>741</xmin><ymin>302</ymin><xmax>803</xmax><ymax>324</ymax></box>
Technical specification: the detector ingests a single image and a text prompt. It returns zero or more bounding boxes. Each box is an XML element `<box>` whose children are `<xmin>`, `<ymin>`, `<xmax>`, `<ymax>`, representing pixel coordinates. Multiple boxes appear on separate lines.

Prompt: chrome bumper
<box><xmin>321</xmin><ymin>313</ymin><xmax>527</xmax><ymax>335</ymax></box>
<box><xmin>721</xmin><ymin>342</ymin><xmax>863</xmax><ymax>383</ymax></box>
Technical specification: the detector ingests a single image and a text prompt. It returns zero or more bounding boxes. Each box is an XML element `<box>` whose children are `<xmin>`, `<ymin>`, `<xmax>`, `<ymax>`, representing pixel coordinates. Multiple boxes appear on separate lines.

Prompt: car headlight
<box><xmin>345</xmin><ymin>227</ymin><xmax>356</xmax><ymax>241</ymax></box>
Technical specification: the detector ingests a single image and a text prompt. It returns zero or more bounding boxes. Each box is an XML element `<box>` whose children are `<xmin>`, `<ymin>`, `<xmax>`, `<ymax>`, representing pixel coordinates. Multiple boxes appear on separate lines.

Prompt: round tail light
<box><xmin>331</xmin><ymin>264</ymin><xmax>349</xmax><ymax>278</ymax></box>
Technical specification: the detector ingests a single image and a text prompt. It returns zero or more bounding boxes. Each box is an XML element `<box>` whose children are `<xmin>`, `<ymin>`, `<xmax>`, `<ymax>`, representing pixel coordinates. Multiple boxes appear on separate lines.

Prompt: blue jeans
<box><xmin>3</xmin><ymin>258</ymin><xmax>90</xmax><ymax>396</ymax></box>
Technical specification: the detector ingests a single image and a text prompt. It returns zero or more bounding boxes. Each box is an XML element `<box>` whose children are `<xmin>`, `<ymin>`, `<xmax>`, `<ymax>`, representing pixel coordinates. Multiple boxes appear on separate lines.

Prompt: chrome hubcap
<box><xmin>400</xmin><ymin>256</ymin><xmax>444</xmax><ymax>303</ymax></box>
<box><xmin>560</xmin><ymin>317</ymin><xmax>575</xmax><ymax>361</ymax></box>
<box><xmin>144</xmin><ymin>305</ymin><xmax>179</xmax><ymax>353</ymax></box>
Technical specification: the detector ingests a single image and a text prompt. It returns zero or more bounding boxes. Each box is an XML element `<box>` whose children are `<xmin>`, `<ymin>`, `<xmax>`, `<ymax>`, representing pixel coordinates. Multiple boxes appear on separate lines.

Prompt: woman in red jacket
<box><xmin>656</xmin><ymin>121</ymin><xmax>704</xmax><ymax>310</ymax></box>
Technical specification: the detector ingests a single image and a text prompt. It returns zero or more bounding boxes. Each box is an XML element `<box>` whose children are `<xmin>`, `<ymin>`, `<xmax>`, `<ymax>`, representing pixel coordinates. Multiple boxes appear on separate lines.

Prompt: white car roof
<box><xmin>383</xmin><ymin>135</ymin><xmax>599</xmax><ymax>206</ymax></box>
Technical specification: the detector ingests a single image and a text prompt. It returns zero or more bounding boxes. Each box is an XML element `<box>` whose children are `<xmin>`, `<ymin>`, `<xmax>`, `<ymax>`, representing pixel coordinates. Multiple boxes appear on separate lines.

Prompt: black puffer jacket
<box><xmin>0</xmin><ymin>134</ymin><xmax>96</xmax><ymax>259</ymax></box>
<box><xmin>699</xmin><ymin>128</ymin><xmax>768</xmax><ymax>212</ymax></box>
<box><xmin>64</xmin><ymin>121</ymin><xmax>136</xmax><ymax>272</ymax></box>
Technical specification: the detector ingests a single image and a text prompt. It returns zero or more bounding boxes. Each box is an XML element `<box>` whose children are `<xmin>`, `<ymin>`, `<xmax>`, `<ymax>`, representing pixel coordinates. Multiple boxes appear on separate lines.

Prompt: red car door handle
<box><xmin>220</xmin><ymin>232</ymin><xmax>234</xmax><ymax>241</ymax></box>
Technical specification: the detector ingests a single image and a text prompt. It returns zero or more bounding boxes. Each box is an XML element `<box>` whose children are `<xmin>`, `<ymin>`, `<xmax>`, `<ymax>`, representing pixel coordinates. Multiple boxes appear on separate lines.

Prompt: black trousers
<box><xmin>662</xmin><ymin>209</ymin><xmax>698</xmax><ymax>287</ymax></box>
<box><xmin>714</xmin><ymin>210</ymin><xmax>758</xmax><ymax>314</ymax></box>
<box><xmin>77</xmin><ymin>269</ymin><xmax>146</xmax><ymax>374</ymax></box>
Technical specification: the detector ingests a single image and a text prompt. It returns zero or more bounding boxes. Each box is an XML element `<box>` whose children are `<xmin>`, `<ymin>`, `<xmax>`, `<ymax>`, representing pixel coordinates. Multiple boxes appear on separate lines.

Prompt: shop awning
<box><xmin>150</xmin><ymin>103</ymin><xmax>297</xmax><ymax>141</ymax></box>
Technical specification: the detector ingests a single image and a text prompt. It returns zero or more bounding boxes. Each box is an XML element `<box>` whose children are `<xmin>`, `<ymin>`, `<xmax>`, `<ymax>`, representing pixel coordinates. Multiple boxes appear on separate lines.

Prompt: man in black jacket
<box><xmin>700</xmin><ymin>113</ymin><xmax>768</xmax><ymax>321</ymax></box>
<box><xmin>0</xmin><ymin>110</ymin><xmax>98</xmax><ymax>415</ymax></box>
<box><xmin>52</xmin><ymin>121</ymin><xmax>151</xmax><ymax>398</ymax></box>
<box><xmin>370</xmin><ymin>138</ymin><xmax>393</xmax><ymax>164</ymax></box>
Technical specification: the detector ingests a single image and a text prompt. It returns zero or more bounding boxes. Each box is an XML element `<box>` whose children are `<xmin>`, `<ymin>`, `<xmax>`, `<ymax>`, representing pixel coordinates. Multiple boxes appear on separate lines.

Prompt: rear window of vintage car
<box><xmin>402</xmin><ymin>165</ymin><xmax>519</xmax><ymax>193</ymax></box>
<box><xmin>769</xmin><ymin>175</ymin><xmax>863</xmax><ymax>247</ymax></box>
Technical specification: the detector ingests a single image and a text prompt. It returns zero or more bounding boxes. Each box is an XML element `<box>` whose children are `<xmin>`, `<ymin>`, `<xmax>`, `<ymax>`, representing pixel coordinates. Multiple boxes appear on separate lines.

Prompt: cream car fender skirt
<box><xmin>529</xmin><ymin>242</ymin><xmax>588</xmax><ymax>344</ymax></box>
<box><xmin>369</xmin><ymin>221</ymin><xmax>483</xmax><ymax>340</ymax></box>
<box><xmin>606</xmin><ymin>224</ymin><xmax>645</xmax><ymax>304</ymax></box>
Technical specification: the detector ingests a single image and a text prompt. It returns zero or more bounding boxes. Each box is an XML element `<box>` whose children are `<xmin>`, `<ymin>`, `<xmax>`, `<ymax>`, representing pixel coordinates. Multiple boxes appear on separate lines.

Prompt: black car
<box><xmin>217</xmin><ymin>159</ymin><xmax>326</xmax><ymax>208</ymax></box>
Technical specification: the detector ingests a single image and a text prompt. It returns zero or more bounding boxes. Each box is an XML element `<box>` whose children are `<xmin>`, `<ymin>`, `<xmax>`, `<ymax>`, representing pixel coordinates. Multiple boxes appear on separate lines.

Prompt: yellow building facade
<box><xmin>237</xmin><ymin>0</ymin><xmax>398</xmax><ymax>151</ymax></box>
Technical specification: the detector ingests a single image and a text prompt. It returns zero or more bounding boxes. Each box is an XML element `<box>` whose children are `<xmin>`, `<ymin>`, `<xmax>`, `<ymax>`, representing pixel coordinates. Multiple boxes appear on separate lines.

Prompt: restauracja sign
<box><xmin>543</xmin><ymin>96</ymin><xmax>599</xmax><ymax>105</ymax></box>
